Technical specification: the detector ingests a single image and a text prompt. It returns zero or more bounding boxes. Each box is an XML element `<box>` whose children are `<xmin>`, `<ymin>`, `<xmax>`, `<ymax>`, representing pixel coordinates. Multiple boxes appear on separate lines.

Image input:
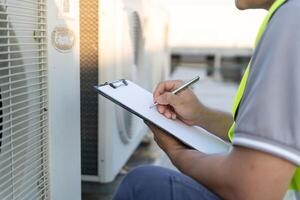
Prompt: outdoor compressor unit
<box><xmin>0</xmin><ymin>0</ymin><xmax>81</xmax><ymax>199</ymax></box>
<box><xmin>80</xmin><ymin>0</ymin><xmax>170</xmax><ymax>183</ymax></box>
<box><xmin>0</xmin><ymin>1</ymin><xmax>49</xmax><ymax>198</ymax></box>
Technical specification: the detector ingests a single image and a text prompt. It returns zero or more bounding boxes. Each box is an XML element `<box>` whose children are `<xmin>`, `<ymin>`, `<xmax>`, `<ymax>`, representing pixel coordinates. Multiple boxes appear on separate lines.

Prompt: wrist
<box><xmin>167</xmin><ymin>147</ymin><xmax>186</xmax><ymax>164</ymax></box>
<box><xmin>193</xmin><ymin>104</ymin><xmax>209</xmax><ymax>126</ymax></box>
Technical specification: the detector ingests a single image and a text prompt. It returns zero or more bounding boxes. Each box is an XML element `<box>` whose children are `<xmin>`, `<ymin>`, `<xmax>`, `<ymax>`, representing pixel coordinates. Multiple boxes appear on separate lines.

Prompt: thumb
<box><xmin>156</xmin><ymin>92</ymin><xmax>181</xmax><ymax>107</ymax></box>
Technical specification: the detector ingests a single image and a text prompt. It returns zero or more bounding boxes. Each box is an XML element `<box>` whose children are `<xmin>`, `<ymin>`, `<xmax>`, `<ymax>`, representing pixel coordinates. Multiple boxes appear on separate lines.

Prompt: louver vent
<box><xmin>0</xmin><ymin>0</ymin><xmax>50</xmax><ymax>199</ymax></box>
<box><xmin>131</xmin><ymin>11</ymin><xmax>143</xmax><ymax>66</ymax></box>
<box><xmin>116</xmin><ymin>11</ymin><xmax>146</xmax><ymax>145</ymax></box>
<box><xmin>80</xmin><ymin>0</ymin><xmax>99</xmax><ymax>175</ymax></box>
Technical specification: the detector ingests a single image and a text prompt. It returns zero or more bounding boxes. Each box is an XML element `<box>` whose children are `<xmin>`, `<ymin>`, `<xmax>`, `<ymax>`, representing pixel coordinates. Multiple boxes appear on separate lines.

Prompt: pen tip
<box><xmin>149</xmin><ymin>103</ymin><xmax>157</xmax><ymax>109</ymax></box>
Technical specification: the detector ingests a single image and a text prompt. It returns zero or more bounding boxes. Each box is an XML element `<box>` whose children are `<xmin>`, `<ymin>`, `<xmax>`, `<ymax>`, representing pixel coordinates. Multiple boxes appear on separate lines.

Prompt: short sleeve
<box><xmin>233</xmin><ymin>1</ymin><xmax>300</xmax><ymax>166</ymax></box>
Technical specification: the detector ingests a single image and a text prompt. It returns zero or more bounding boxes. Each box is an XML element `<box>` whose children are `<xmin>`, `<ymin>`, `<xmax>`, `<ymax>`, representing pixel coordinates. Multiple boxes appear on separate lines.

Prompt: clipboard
<box><xmin>94</xmin><ymin>79</ymin><xmax>231</xmax><ymax>154</ymax></box>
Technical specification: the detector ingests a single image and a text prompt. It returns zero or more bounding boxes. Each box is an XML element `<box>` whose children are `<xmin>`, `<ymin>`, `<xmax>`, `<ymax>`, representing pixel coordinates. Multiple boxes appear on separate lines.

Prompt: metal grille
<box><xmin>0</xmin><ymin>0</ymin><xmax>49</xmax><ymax>199</ymax></box>
<box><xmin>80</xmin><ymin>0</ymin><xmax>99</xmax><ymax>175</ymax></box>
<box><xmin>116</xmin><ymin>10</ymin><xmax>146</xmax><ymax>144</ymax></box>
<box><xmin>130</xmin><ymin>11</ymin><xmax>143</xmax><ymax>66</ymax></box>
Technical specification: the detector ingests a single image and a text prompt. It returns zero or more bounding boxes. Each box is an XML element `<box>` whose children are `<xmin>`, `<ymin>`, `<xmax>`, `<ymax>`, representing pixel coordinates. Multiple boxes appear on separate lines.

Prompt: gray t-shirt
<box><xmin>233</xmin><ymin>0</ymin><xmax>300</xmax><ymax>167</ymax></box>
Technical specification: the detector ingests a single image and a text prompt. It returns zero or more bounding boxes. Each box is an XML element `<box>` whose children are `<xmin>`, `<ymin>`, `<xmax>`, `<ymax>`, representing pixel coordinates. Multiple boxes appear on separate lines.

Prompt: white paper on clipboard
<box><xmin>94</xmin><ymin>79</ymin><xmax>231</xmax><ymax>154</ymax></box>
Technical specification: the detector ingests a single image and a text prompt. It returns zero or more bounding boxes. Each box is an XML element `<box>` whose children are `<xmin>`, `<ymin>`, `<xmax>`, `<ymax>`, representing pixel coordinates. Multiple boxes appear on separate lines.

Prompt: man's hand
<box><xmin>153</xmin><ymin>80</ymin><xmax>233</xmax><ymax>140</ymax></box>
<box><xmin>153</xmin><ymin>80</ymin><xmax>205</xmax><ymax>126</ymax></box>
<box><xmin>144</xmin><ymin>121</ymin><xmax>187</xmax><ymax>157</ymax></box>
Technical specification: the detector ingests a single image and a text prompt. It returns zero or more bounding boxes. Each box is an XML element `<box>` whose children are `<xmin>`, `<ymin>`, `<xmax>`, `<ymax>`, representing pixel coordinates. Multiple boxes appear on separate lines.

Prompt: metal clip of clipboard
<box><xmin>99</xmin><ymin>79</ymin><xmax>128</xmax><ymax>89</ymax></box>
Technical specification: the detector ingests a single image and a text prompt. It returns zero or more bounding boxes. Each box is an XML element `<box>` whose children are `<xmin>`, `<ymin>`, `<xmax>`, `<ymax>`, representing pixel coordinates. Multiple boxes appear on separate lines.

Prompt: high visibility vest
<box><xmin>227</xmin><ymin>0</ymin><xmax>300</xmax><ymax>192</ymax></box>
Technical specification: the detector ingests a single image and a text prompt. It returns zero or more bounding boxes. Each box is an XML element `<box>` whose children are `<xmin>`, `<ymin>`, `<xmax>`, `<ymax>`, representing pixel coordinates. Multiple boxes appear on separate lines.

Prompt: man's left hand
<box><xmin>144</xmin><ymin>121</ymin><xmax>187</xmax><ymax>157</ymax></box>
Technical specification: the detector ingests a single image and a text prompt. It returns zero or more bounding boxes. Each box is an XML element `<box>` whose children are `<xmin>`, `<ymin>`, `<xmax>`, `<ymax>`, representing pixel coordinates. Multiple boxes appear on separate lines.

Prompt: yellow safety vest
<box><xmin>228</xmin><ymin>0</ymin><xmax>300</xmax><ymax>192</ymax></box>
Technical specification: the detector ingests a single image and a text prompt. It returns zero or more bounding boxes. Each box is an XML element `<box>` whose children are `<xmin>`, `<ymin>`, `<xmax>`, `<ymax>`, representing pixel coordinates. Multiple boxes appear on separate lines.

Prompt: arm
<box><xmin>153</xmin><ymin>80</ymin><xmax>233</xmax><ymax>140</ymax></box>
<box><xmin>171</xmin><ymin>147</ymin><xmax>295</xmax><ymax>200</ymax></box>
<box><xmin>195</xmin><ymin>106</ymin><xmax>233</xmax><ymax>141</ymax></box>
<box><xmin>147</xmin><ymin>123</ymin><xmax>296</xmax><ymax>200</ymax></box>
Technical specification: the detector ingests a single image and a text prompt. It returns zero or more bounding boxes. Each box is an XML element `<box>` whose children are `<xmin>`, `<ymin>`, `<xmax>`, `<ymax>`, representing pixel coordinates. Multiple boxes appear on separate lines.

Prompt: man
<box><xmin>114</xmin><ymin>0</ymin><xmax>300</xmax><ymax>199</ymax></box>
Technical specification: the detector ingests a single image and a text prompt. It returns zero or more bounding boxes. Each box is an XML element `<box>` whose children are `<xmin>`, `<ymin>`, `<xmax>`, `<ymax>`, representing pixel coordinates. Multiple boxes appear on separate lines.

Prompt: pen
<box><xmin>149</xmin><ymin>75</ymin><xmax>200</xmax><ymax>109</ymax></box>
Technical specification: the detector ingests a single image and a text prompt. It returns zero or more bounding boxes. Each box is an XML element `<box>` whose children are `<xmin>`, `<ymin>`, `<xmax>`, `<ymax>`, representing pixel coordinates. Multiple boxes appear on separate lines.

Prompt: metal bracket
<box><xmin>100</xmin><ymin>79</ymin><xmax>128</xmax><ymax>89</ymax></box>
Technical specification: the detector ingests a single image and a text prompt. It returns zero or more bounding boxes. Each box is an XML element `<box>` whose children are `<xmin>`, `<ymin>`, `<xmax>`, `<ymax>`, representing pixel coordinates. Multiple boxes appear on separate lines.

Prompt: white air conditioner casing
<box><xmin>47</xmin><ymin>0</ymin><xmax>81</xmax><ymax>199</ymax></box>
<box><xmin>142</xmin><ymin>0</ymin><xmax>171</xmax><ymax>87</ymax></box>
<box><xmin>81</xmin><ymin>0</ymin><xmax>170</xmax><ymax>183</ymax></box>
<box><xmin>0</xmin><ymin>1</ymin><xmax>50</xmax><ymax>198</ymax></box>
<box><xmin>0</xmin><ymin>0</ymin><xmax>81</xmax><ymax>199</ymax></box>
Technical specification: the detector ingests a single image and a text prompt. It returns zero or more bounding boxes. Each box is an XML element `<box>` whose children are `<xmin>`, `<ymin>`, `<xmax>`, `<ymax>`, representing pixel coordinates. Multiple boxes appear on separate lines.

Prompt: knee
<box><xmin>122</xmin><ymin>165</ymin><xmax>165</xmax><ymax>187</ymax></box>
<box><xmin>113</xmin><ymin>165</ymin><xmax>171</xmax><ymax>200</ymax></box>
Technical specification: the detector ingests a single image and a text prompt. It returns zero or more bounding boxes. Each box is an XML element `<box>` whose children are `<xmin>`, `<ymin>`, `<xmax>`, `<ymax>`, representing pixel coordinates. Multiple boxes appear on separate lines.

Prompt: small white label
<box><xmin>51</xmin><ymin>26</ymin><xmax>75</xmax><ymax>53</ymax></box>
<box><xmin>63</xmin><ymin>0</ymin><xmax>70</xmax><ymax>13</ymax></box>
<box><xmin>57</xmin><ymin>0</ymin><xmax>75</xmax><ymax>19</ymax></box>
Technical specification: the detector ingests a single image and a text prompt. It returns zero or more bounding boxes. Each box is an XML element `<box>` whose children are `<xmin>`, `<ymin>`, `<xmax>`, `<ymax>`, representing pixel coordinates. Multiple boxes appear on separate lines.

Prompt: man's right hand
<box><xmin>153</xmin><ymin>80</ymin><xmax>206</xmax><ymax>126</ymax></box>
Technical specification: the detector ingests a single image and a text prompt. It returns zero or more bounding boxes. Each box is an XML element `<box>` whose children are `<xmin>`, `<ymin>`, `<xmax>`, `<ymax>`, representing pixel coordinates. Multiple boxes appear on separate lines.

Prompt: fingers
<box><xmin>144</xmin><ymin>120</ymin><xmax>153</xmax><ymax>127</ymax></box>
<box><xmin>157</xmin><ymin>105</ymin><xmax>167</xmax><ymax>114</ymax></box>
<box><xmin>164</xmin><ymin>108</ymin><xmax>177</xmax><ymax>119</ymax></box>
<box><xmin>153</xmin><ymin>80</ymin><xmax>183</xmax><ymax>101</ymax></box>
<box><xmin>153</xmin><ymin>80</ymin><xmax>184</xmax><ymax>120</ymax></box>
<box><xmin>144</xmin><ymin>120</ymin><xmax>162</xmax><ymax>135</ymax></box>
<box><xmin>156</xmin><ymin>92</ymin><xmax>181</xmax><ymax>107</ymax></box>
<box><xmin>157</xmin><ymin>105</ymin><xmax>177</xmax><ymax>119</ymax></box>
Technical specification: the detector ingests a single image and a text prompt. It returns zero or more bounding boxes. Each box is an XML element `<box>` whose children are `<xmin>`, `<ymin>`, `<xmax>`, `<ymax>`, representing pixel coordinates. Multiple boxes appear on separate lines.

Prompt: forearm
<box><xmin>169</xmin><ymin>149</ymin><xmax>232</xmax><ymax>199</ymax></box>
<box><xmin>196</xmin><ymin>106</ymin><xmax>233</xmax><ymax>140</ymax></box>
<box><xmin>167</xmin><ymin>148</ymin><xmax>294</xmax><ymax>200</ymax></box>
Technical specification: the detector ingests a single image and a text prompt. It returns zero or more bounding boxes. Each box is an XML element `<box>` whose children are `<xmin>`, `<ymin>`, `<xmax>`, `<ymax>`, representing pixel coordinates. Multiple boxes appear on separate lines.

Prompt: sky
<box><xmin>162</xmin><ymin>0</ymin><xmax>267</xmax><ymax>48</ymax></box>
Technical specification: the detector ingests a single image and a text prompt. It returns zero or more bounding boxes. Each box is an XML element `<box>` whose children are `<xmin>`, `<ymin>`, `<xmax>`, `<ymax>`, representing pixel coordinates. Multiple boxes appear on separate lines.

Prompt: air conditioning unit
<box><xmin>142</xmin><ymin>0</ymin><xmax>170</xmax><ymax>87</ymax></box>
<box><xmin>0</xmin><ymin>1</ymin><xmax>50</xmax><ymax>198</ymax></box>
<box><xmin>80</xmin><ymin>0</ymin><xmax>170</xmax><ymax>183</ymax></box>
<box><xmin>0</xmin><ymin>0</ymin><xmax>81</xmax><ymax>199</ymax></box>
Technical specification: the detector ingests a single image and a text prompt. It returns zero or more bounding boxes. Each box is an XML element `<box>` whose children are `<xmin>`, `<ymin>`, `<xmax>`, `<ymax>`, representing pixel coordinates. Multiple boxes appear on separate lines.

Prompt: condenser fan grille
<box><xmin>128</xmin><ymin>11</ymin><xmax>145</xmax><ymax>71</ymax></box>
<box><xmin>0</xmin><ymin>0</ymin><xmax>49</xmax><ymax>199</ymax></box>
<box><xmin>116</xmin><ymin>11</ymin><xmax>146</xmax><ymax>145</ymax></box>
<box><xmin>131</xmin><ymin>11</ymin><xmax>143</xmax><ymax>66</ymax></box>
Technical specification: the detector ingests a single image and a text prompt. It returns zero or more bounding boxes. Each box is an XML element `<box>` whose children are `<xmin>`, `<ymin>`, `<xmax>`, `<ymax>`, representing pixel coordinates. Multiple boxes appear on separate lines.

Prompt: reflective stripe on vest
<box><xmin>227</xmin><ymin>0</ymin><xmax>300</xmax><ymax>192</ymax></box>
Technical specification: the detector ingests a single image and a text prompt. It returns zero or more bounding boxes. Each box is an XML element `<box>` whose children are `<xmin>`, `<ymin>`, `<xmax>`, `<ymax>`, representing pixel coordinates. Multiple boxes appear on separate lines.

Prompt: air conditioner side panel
<box><xmin>47</xmin><ymin>0</ymin><xmax>81</xmax><ymax>199</ymax></box>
